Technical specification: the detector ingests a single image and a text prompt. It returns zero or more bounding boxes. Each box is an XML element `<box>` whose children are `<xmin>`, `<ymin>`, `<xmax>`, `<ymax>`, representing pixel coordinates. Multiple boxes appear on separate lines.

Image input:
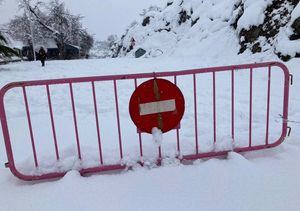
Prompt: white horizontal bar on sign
<box><xmin>139</xmin><ymin>99</ymin><xmax>176</xmax><ymax>116</ymax></box>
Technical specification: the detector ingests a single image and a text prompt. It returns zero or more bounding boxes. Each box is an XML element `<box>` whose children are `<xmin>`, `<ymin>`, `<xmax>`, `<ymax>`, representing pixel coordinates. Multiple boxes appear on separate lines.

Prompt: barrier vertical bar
<box><xmin>265</xmin><ymin>66</ymin><xmax>271</xmax><ymax>145</ymax></box>
<box><xmin>231</xmin><ymin>69</ymin><xmax>235</xmax><ymax>141</ymax></box>
<box><xmin>249</xmin><ymin>68</ymin><xmax>253</xmax><ymax>147</ymax></box>
<box><xmin>174</xmin><ymin>75</ymin><xmax>180</xmax><ymax>153</ymax></box>
<box><xmin>193</xmin><ymin>74</ymin><xmax>199</xmax><ymax>154</ymax></box>
<box><xmin>113</xmin><ymin>80</ymin><xmax>123</xmax><ymax>159</ymax></box>
<box><xmin>46</xmin><ymin>85</ymin><xmax>59</xmax><ymax>160</ymax></box>
<box><xmin>213</xmin><ymin>72</ymin><xmax>217</xmax><ymax>144</ymax></box>
<box><xmin>91</xmin><ymin>81</ymin><xmax>103</xmax><ymax>165</ymax></box>
<box><xmin>280</xmin><ymin>63</ymin><xmax>290</xmax><ymax>142</ymax></box>
<box><xmin>134</xmin><ymin>79</ymin><xmax>143</xmax><ymax>158</ymax></box>
<box><xmin>69</xmin><ymin>83</ymin><xmax>81</xmax><ymax>160</ymax></box>
<box><xmin>22</xmin><ymin>86</ymin><xmax>38</xmax><ymax>167</ymax></box>
<box><xmin>0</xmin><ymin>90</ymin><xmax>16</xmax><ymax>173</ymax></box>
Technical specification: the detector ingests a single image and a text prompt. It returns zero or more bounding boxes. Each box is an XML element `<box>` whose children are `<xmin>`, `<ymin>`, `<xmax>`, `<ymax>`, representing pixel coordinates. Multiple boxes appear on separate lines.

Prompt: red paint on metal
<box><xmin>174</xmin><ymin>75</ymin><xmax>180</xmax><ymax>153</ymax></box>
<box><xmin>134</xmin><ymin>79</ymin><xmax>143</xmax><ymax>158</ymax></box>
<box><xmin>129</xmin><ymin>78</ymin><xmax>185</xmax><ymax>134</ymax></box>
<box><xmin>249</xmin><ymin>68</ymin><xmax>253</xmax><ymax>147</ymax></box>
<box><xmin>114</xmin><ymin>80</ymin><xmax>123</xmax><ymax>159</ymax></box>
<box><xmin>22</xmin><ymin>86</ymin><xmax>38</xmax><ymax>167</ymax></box>
<box><xmin>266</xmin><ymin>66</ymin><xmax>271</xmax><ymax>145</ymax></box>
<box><xmin>213</xmin><ymin>72</ymin><xmax>217</xmax><ymax>144</ymax></box>
<box><xmin>91</xmin><ymin>81</ymin><xmax>103</xmax><ymax>164</ymax></box>
<box><xmin>46</xmin><ymin>85</ymin><xmax>59</xmax><ymax>160</ymax></box>
<box><xmin>231</xmin><ymin>68</ymin><xmax>235</xmax><ymax>141</ymax></box>
<box><xmin>69</xmin><ymin>83</ymin><xmax>81</xmax><ymax>160</ymax></box>
<box><xmin>193</xmin><ymin>74</ymin><xmax>199</xmax><ymax>154</ymax></box>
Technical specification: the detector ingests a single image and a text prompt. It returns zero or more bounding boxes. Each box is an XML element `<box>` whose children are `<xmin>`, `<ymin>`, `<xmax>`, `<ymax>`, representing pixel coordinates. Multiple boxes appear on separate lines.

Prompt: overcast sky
<box><xmin>0</xmin><ymin>0</ymin><xmax>167</xmax><ymax>40</ymax></box>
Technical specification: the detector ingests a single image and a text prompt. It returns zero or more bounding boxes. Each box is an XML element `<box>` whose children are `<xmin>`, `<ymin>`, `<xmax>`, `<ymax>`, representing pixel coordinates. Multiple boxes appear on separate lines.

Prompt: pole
<box><xmin>77</xmin><ymin>35</ymin><xmax>80</xmax><ymax>59</ymax></box>
<box><xmin>25</xmin><ymin>2</ymin><xmax>36</xmax><ymax>61</ymax></box>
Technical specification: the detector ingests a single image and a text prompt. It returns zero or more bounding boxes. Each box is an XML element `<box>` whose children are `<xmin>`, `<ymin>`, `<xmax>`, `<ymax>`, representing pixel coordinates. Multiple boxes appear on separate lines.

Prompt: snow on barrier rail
<box><xmin>0</xmin><ymin>61</ymin><xmax>291</xmax><ymax>181</ymax></box>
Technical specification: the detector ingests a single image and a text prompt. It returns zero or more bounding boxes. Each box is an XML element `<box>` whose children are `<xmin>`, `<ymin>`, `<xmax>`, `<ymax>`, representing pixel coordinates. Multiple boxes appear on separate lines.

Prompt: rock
<box><xmin>191</xmin><ymin>17</ymin><xmax>199</xmax><ymax>27</ymax></box>
<box><xmin>239</xmin><ymin>25</ymin><xmax>263</xmax><ymax>53</ymax></box>
<box><xmin>236</xmin><ymin>0</ymin><xmax>298</xmax><ymax>56</ymax></box>
<box><xmin>178</xmin><ymin>10</ymin><xmax>191</xmax><ymax>25</ymax></box>
<box><xmin>290</xmin><ymin>17</ymin><xmax>300</xmax><ymax>40</ymax></box>
<box><xmin>252</xmin><ymin>42</ymin><xmax>262</xmax><ymax>53</ymax></box>
<box><xmin>142</xmin><ymin>17</ymin><xmax>150</xmax><ymax>26</ymax></box>
<box><xmin>167</xmin><ymin>1</ymin><xmax>173</xmax><ymax>7</ymax></box>
<box><xmin>240</xmin><ymin>26</ymin><xmax>263</xmax><ymax>43</ymax></box>
<box><xmin>277</xmin><ymin>52</ymin><xmax>291</xmax><ymax>62</ymax></box>
<box><xmin>135</xmin><ymin>48</ymin><xmax>146</xmax><ymax>58</ymax></box>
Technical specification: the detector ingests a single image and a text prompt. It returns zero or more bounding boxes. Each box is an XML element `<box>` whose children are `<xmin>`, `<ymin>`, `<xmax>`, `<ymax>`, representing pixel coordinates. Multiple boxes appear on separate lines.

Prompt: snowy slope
<box><xmin>116</xmin><ymin>0</ymin><xmax>300</xmax><ymax>60</ymax></box>
<box><xmin>0</xmin><ymin>54</ymin><xmax>299</xmax><ymax>210</ymax></box>
<box><xmin>117</xmin><ymin>0</ymin><xmax>242</xmax><ymax>59</ymax></box>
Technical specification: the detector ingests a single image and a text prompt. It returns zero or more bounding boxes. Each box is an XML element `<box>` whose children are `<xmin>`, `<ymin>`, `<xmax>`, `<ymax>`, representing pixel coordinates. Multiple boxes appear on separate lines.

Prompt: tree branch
<box><xmin>28</xmin><ymin>5</ymin><xmax>58</xmax><ymax>35</ymax></box>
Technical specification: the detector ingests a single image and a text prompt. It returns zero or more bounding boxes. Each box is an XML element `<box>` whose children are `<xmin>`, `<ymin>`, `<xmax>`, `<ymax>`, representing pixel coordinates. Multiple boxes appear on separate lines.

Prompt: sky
<box><xmin>0</xmin><ymin>0</ymin><xmax>167</xmax><ymax>40</ymax></box>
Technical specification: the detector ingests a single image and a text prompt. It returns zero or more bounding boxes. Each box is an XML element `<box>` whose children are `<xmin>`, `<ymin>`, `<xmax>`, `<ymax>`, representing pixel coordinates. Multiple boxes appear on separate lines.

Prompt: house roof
<box><xmin>1</xmin><ymin>32</ymin><xmax>24</xmax><ymax>49</ymax></box>
<box><xmin>35</xmin><ymin>39</ymin><xmax>58</xmax><ymax>51</ymax></box>
<box><xmin>67</xmin><ymin>43</ymin><xmax>81</xmax><ymax>49</ymax></box>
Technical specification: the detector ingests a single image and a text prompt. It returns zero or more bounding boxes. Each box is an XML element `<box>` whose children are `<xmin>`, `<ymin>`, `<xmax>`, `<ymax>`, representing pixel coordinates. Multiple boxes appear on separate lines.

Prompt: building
<box><xmin>23</xmin><ymin>39</ymin><xmax>82</xmax><ymax>60</ymax></box>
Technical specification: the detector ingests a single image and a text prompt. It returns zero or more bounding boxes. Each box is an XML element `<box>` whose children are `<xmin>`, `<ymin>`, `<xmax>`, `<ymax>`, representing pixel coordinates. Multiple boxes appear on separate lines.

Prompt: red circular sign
<box><xmin>129</xmin><ymin>78</ymin><xmax>185</xmax><ymax>134</ymax></box>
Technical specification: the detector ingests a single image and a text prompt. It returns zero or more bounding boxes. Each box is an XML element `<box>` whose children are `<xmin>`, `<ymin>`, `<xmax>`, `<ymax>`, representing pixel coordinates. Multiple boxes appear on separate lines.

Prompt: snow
<box><xmin>0</xmin><ymin>1</ymin><xmax>300</xmax><ymax>210</ymax></box>
<box><xmin>274</xmin><ymin>2</ymin><xmax>300</xmax><ymax>57</ymax></box>
<box><xmin>118</xmin><ymin>0</ymin><xmax>300</xmax><ymax>60</ymax></box>
<box><xmin>1</xmin><ymin>147</ymin><xmax>300</xmax><ymax>210</ymax></box>
<box><xmin>118</xmin><ymin>0</ymin><xmax>284</xmax><ymax>58</ymax></box>
<box><xmin>118</xmin><ymin>0</ymin><xmax>242</xmax><ymax>58</ymax></box>
<box><xmin>237</xmin><ymin>0</ymin><xmax>273</xmax><ymax>32</ymax></box>
<box><xmin>34</xmin><ymin>39</ymin><xmax>58</xmax><ymax>51</ymax></box>
<box><xmin>0</xmin><ymin>54</ymin><xmax>299</xmax><ymax>210</ymax></box>
<box><xmin>11</xmin><ymin>40</ymin><xmax>24</xmax><ymax>49</ymax></box>
<box><xmin>67</xmin><ymin>44</ymin><xmax>81</xmax><ymax>49</ymax></box>
<box><xmin>275</xmin><ymin>31</ymin><xmax>300</xmax><ymax>57</ymax></box>
<box><xmin>291</xmin><ymin>2</ymin><xmax>300</xmax><ymax>22</ymax></box>
<box><xmin>152</xmin><ymin>127</ymin><xmax>163</xmax><ymax>146</ymax></box>
<box><xmin>0</xmin><ymin>54</ymin><xmax>289</xmax><ymax>175</ymax></box>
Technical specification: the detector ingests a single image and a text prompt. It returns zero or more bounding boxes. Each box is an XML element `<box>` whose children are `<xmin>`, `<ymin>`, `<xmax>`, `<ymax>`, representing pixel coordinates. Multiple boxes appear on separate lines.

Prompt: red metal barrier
<box><xmin>0</xmin><ymin>61</ymin><xmax>290</xmax><ymax>181</ymax></box>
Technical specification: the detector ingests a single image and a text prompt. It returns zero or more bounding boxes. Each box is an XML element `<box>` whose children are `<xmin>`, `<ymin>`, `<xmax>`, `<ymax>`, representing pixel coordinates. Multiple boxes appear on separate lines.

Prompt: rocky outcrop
<box><xmin>114</xmin><ymin>0</ymin><xmax>300</xmax><ymax>61</ymax></box>
<box><xmin>235</xmin><ymin>0</ymin><xmax>299</xmax><ymax>61</ymax></box>
<box><xmin>290</xmin><ymin>17</ymin><xmax>300</xmax><ymax>40</ymax></box>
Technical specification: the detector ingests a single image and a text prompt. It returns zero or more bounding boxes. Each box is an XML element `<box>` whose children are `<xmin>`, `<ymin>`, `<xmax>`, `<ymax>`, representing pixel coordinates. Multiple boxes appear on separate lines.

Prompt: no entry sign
<box><xmin>129</xmin><ymin>78</ymin><xmax>185</xmax><ymax>133</ymax></box>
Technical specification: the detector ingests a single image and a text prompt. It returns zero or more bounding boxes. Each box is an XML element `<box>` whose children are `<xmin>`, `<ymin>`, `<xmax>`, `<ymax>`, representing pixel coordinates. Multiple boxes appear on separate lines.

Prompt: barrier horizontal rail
<box><xmin>0</xmin><ymin>61</ymin><xmax>290</xmax><ymax>181</ymax></box>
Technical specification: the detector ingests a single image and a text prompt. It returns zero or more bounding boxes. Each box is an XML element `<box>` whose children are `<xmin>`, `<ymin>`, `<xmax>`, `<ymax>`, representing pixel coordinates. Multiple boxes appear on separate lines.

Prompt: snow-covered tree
<box><xmin>90</xmin><ymin>35</ymin><xmax>118</xmax><ymax>58</ymax></box>
<box><xmin>8</xmin><ymin>11</ymin><xmax>48</xmax><ymax>60</ymax></box>
<box><xmin>42</xmin><ymin>0</ymin><xmax>94</xmax><ymax>58</ymax></box>
<box><xmin>79</xmin><ymin>30</ymin><xmax>94</xmax><ymax>57</ymax></box>
<box><xmin>8</xmin><ymin>0</ymin><xmax>93</xmax><ymax>60</ymax></box>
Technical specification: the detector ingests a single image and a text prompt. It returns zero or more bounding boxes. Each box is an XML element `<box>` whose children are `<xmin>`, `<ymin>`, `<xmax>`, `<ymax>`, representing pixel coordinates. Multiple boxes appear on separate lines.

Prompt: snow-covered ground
<box><xmin>0</xmin><ymin>54</ymin><xmax>299</xmax><ymax>210</ymax></box>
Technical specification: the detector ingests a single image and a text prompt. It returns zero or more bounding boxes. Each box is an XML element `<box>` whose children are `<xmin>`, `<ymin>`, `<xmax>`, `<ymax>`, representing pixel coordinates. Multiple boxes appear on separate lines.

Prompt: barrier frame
<box><xmin>0</xmin><ymin>61</ymin><xmax>290</xmax><ymax>181</ymax></box>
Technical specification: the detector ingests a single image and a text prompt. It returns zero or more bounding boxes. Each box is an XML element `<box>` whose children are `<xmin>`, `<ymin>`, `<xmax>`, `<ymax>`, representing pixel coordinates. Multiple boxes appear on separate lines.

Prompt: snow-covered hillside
<box><xmin>116</xmin><ymin>0</ymin><xmax>300</xmax><ymax>61</ymax></box>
